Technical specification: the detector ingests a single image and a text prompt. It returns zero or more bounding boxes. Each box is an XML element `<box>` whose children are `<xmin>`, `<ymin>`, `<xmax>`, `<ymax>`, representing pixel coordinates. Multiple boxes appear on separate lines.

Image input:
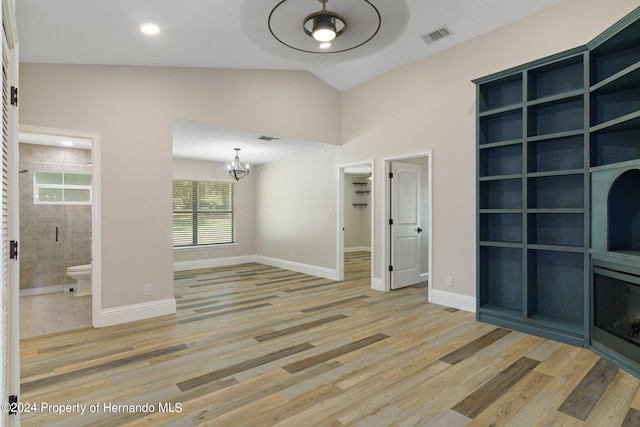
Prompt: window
<box><xmin>34</xmin><ymin>171</ymin><xmax>92</xmax><ymax>205</ymax></box>
<box><xmin>172</xmin><ymin>180</ymin><xmax>235</xmax><ymax>247</ymax></box>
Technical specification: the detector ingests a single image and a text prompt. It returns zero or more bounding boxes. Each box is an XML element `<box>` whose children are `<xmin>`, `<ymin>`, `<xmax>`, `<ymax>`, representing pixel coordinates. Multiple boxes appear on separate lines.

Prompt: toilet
<box><xmin>66</xmin><ymin>264</ymin><xmax>92</xmax><ymax>296</ymax></box>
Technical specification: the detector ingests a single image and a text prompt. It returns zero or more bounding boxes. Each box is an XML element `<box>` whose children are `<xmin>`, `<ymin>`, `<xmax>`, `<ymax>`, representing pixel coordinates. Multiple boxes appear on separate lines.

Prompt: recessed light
<box><xmin>140</xmin><ymin>23</ymin><xmax>160</xmax><ymax>35</ymax></box>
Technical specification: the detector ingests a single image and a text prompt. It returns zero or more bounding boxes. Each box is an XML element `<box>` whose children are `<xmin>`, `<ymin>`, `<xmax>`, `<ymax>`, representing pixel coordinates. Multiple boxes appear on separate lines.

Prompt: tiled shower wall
<box><xmin>19</xmin><ymin>143</ymin><xmax>92</xmax><ymax>291</ymax></box>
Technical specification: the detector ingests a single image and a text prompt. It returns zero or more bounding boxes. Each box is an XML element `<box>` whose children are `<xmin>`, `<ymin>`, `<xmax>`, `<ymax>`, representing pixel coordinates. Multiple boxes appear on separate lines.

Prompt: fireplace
<box><xmin>591</xmin><ymin>165</ymin><xmax>640</xmax><ymax>370</ymax></box>
<box><xmin>593</xmin><ymin>260</ymin><xmax>640</xmax><ymax>365</ymax></box>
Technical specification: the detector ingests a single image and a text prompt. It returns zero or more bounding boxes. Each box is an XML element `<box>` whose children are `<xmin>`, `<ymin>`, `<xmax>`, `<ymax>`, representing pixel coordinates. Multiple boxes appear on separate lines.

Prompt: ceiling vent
<box><xmin>258</xmin><ymin>136</ymin><xmax>279</xmax><ymax>142</ymax></box>
<box><xmin>421</xmin><ymin>26</ymin><xmax>452</xmax><ymax>45</ymax></box>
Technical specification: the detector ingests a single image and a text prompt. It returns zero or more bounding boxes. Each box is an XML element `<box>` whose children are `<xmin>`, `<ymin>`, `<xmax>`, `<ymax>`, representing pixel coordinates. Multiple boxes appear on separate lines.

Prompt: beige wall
<box><xmin>17</xmin><ymin>0</ymin><xmax>640</xmax><ymax>318</ymax></box>
<box><xmin>339</xmin><ymin>0</ymin><xmax>640</xmax><ymax>297</ymax></box>
<box><xmin>19</xmin><ymin>65</ymin><xmax>341</xmax><ymax>310</ymax></box>
<box><xmin>254</xmin><ymin>147</ymin><xmax>339</xmax><ymax>269</ymax></box>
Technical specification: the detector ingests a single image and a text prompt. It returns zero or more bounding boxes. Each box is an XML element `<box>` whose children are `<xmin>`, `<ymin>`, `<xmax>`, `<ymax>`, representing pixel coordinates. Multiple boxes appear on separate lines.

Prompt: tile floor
<box><xmin>20</xmin><ymin>292</ymin><xmax>92</xmax><ymax>339</ymax></box>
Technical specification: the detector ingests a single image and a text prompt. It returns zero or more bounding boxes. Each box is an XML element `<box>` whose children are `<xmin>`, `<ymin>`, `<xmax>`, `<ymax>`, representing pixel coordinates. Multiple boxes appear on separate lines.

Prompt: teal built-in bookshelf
<box><xmin>475</xmin><ymin>5</ymin><xmax>640</xmax><ymax>366</ymax></box>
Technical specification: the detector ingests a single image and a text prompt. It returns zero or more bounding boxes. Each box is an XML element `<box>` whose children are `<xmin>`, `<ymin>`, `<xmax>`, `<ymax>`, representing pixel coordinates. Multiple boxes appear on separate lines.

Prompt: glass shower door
<box><xmin>19</xmin><ymin>143</ymin><xmax>92</xmax><ymax>294</ymax></box>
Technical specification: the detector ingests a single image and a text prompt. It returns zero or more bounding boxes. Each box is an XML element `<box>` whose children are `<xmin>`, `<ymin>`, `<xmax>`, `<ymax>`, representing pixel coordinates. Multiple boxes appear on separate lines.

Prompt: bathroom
<box><xmin>19</xmin><ymin>136</ymin><xmax>93</xmax><ymax>337</ymax></box>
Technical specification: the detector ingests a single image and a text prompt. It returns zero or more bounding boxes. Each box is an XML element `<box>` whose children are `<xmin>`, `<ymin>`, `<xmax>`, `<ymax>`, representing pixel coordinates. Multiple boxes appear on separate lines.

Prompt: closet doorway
<box><xmin>337</xmin><ymin>162</ymin><xmax>374</xmax><ymax>286</ymax></box>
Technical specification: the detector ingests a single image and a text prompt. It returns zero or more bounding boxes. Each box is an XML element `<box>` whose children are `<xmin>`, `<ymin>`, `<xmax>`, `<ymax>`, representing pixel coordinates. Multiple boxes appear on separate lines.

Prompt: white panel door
<box><xmin>391</xmin><ymin>162</ymin><xmax>422</xmax><ymax>289</ymax></box>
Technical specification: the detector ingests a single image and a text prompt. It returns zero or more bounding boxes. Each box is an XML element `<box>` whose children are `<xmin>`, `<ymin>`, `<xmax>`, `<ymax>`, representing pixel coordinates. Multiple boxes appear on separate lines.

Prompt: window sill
<box><xmin>173</xmin><ymin>243</ymin><xmax>238</xmax><ymax>252</ymax></box>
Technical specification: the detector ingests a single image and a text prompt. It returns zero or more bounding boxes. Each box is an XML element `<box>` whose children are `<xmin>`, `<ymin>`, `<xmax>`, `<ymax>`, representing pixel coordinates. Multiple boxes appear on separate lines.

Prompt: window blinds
<box><xmin>172</xmin><ymin>180</ymin><xmax>235</xmax><ymax>246</ymax></box>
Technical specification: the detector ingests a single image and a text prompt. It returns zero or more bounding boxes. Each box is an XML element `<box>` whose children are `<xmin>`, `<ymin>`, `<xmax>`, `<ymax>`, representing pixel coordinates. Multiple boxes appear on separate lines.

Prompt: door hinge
<box><xmin>9</xmin><ymin>240</ymin><xmax>18</xmax><ymax>260</ymax></box>
<box><xmin>388</xmin><ymin>265</ymin><xmax>393</xmax><ymax>272</ymax></box>
<box><xmin>8</xmin><ymin>394</ymin><xmax>17</xmax><ymax>415</ymax></box>
<box><xmin>10</xmin><ymin>86</ymin><xmax>17</xmax><ymax>107</ymax></box>
<box><xmin>389</xmin><ymin>218</ymin><xmax>394</xmax><ymax>225</ymax></box>
<box><xmin>389</xmin><ymin>172</ymin><xmax>394</xmax><ymax>179</ymax></box>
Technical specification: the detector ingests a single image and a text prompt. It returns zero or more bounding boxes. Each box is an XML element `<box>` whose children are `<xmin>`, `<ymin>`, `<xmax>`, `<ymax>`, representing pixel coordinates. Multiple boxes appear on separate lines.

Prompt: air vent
<box><xmin>421</xmin><ymin>26</ymin><xmax>452</xmax><ymax>44</ymax></box>
<box><xmin>258</xmin><ymin>136</ymin><xmax>279</xmax><ymax>142</ymax></box>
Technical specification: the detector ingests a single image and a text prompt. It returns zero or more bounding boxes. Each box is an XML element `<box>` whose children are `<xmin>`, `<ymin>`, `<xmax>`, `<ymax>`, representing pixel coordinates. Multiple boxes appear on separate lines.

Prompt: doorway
<box><xmin>18</xmin><ymin>125</ymin><xmax>101</xmax><ymax>335</ymax></box>
<box><xmin>337</xmin><ymin>162</ymin><xmax>374</xmax><ymax>286</ymax></box>
<box><xmin>384</xmin><ymin>151</ymin><xmax>432</xmax><ymax>297</ymax></box>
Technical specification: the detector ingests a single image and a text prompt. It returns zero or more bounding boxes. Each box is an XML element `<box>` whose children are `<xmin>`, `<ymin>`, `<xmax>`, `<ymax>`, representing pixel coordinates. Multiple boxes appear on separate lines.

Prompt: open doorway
<box><xmin>337</xmin><ymin>162</ymin><xmax>374</xmax><ymax>286</ymax></box>
<box><xmin>384</xmin><ymin>151</ymin><xmax>432</xmax><ymax>297</ymax></box>
<box><xmin>18</xmin><ymin>125</ymin><xmax>101</xmax><ymax>337</ymax></box>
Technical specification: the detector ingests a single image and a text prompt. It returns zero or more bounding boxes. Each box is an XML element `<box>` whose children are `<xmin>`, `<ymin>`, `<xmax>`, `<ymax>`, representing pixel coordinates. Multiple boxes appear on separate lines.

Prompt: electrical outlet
<box><xmin>446</xmin><ymin>276</ymin><xmax>453</xmax><ymax>287</ymax></box>
<box><xmin>144</xmin><ymin>283</ymin><xmax>152</xmax><ymax>295</ymax></box>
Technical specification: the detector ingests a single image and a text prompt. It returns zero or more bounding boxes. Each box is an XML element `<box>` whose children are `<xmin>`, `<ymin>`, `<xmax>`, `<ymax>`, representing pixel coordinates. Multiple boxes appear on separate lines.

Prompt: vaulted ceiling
<box><xmin>16</xmin><ymin>0</ymin><xmax>562</xmax><ymax>91</ymax></box>
<box><xmin>16</xmin><ymin>0</ymin><xmax>563</xmax><ymax>163</ymax></box>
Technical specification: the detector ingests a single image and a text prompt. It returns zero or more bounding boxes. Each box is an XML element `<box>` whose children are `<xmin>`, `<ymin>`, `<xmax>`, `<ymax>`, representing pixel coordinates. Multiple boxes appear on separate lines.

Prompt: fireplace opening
<box><xmin>608</xmin><ymin>169</ymin><xmax>640</xmax><ymax>253</ymax></box>
<box><xmin>593</xmin><ymin>261</ymin><xmax>640</xmax><ymax>364</ymax></box>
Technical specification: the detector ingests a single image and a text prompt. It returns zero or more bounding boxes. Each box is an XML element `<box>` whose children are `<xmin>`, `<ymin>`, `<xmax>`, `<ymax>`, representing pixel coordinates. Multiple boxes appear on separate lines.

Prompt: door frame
<box><xmin>18</xmin><ymin>124</ymin><xmax>102</xmax><ymax>327</ymax></box>
<box><xmin>383</xmin><ymin>150</ymin><xmax>432</xmax><ymax>298</ymax></box>
<box><xmin>336</xmin><ymin>160</ymin><xmax>374</xmax><ymax>286</ymax></box>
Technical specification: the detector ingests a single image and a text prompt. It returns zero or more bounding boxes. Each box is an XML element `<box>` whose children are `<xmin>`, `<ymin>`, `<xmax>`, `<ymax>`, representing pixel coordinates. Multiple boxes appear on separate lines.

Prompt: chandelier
<box><xmin>227</xmin><ymin>148</ymin><xmax>250</xmax><ymax>181</ymax></box>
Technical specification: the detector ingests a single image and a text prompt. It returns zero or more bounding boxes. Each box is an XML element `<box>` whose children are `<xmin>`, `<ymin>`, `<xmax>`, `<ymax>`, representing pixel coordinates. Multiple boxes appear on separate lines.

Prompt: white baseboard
<box><xmin>20</xmin><ymin>285</ymin><xmax>64</xmax><ymax>297</ymax></box>
<box><xmin>98</xmin><ymin>298</ymin><xmax>176</xmax><ymax>327</ymax></box>
<box><xmin>254</xmin><ymin>255</ymin><xmax>338</xmax><ymax>281</ymax></box>
<box><xmin>174</xmin><ymin>255</ymin><xmax>257</xmax><ymax>272</ymax></box>
<box><xmin>371</xmin><ymin>277</ymin><xmax>384</xmax><ymax>291</ymax></box>
<box><xmin>421</xmin><ymin>272</ymin><xmax>430</xmax><ymax>281</ymax></box>
<box><xmin>431</xmin><ymin>289</ymin><xmax>476</xmax><ymax>313</ymax></box>
<box><xmin>175</xmin><ymin>254</ymin><xmax>338</xmax><ymax>281</ymax></box>
<box><xmin>345</xmin><ymin>246</ymin><xmax>371</xmax><ymax>253</ymax></box>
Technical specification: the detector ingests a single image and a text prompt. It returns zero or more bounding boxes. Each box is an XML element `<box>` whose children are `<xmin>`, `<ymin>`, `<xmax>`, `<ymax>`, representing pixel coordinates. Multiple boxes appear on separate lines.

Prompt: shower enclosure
<box><xmin>19</xmin><ymin>142</ymin><xmax>92</xmax><ymax>293</ymax></box>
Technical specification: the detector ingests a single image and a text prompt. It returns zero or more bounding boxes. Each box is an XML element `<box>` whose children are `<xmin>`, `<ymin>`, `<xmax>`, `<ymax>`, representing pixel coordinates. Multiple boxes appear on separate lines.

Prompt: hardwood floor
<box><xmin>19</xmin><ymin>252</ymin><xmax>640</xmax><ymax>426</ymax></box>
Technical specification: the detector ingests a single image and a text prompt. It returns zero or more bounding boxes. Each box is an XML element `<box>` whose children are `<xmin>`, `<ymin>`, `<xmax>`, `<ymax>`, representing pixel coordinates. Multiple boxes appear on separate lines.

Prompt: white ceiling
<box><xmin>172</xmin><ymin>119</ymin><xmax>335</xmax><ymax>165</ymax></box>
<box><xmin>19</xmin><ymin>132</ymin><xmax>92</xmax><ymax>150</ymax></box>
<box><xmin>16</xmin><ymin>0</ymin><xmax>563</xmax><ymax>162</ymax></box>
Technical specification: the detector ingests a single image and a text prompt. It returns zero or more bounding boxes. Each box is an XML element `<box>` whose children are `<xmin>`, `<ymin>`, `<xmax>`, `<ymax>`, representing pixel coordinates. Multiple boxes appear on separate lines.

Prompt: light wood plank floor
<box><xmin>19</xmin><ymin>252</ymin><xmax>640</xmax><ymax>426</ymax></box>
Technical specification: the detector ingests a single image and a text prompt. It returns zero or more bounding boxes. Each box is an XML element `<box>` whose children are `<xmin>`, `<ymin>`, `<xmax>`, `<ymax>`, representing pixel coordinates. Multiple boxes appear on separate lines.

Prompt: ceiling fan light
<box><xmin>312</xmin><ymin>15</ymin><xmax>336</xmax><ymax>42</ymax></box>
<box><xmin>313</xmin><ymin>27</ymin><xmax>336</xmax><ymax>42</ymax></box>
<box><xmin>302</xmin><ymin>1</ymin><xmax>346</xmax><ymax>46</ymax></box>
